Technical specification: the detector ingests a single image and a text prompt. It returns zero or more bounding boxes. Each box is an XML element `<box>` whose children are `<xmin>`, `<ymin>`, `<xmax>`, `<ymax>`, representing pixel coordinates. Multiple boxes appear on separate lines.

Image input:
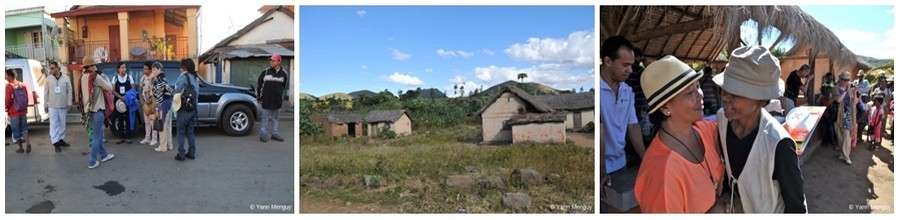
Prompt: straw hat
<box><xmin>713</xmin><ymin>46</ymin><xmax>784</xmax><ymax>100</ymax></box>
<box><xmin>640</xmin><ymin>55</ymin><xmax>702</xmax><ymax>113</ymax></box>
<box><xmin>172</xmin><ymin>93</ymin><xmax>182</xmax><ymax>112</ymax></box>
<box><xmin>839</xmin><ymin>71</ymin><xmax>851</xmax><ymax>81</ymax></box>
<box><xmin>82</xmin><ymin>56</ymin><xmax>98</xmax><ymax>67</ymax></box>
<box><xmin>115</xmin><ymin>99</ymin><xmax>127</xmax><ymax>113</ymax></box>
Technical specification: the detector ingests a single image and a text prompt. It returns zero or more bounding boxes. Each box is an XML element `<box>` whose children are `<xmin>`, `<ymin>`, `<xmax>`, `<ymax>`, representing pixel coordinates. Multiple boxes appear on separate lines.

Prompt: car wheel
<box><xmin>222</xmin><ymin>104</ymin><xmax>253</xmax><ymax>136</ymax></box>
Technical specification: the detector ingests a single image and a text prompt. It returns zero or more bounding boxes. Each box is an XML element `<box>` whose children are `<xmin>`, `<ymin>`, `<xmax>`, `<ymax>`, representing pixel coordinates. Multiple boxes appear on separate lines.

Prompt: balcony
<box><xmin>69</xmin><ymin>37</ymin><xmax>189</xmax><ymax>64</ymax></box>
<box><xmin>6</xmin><ymin>43</ymin><xmax>56</xmax><ymax>61</ymax></box>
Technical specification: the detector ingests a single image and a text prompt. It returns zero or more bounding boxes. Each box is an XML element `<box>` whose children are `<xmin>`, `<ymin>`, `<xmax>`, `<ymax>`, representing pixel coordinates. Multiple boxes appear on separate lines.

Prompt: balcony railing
<box><xmin>6</xmin><ymin>44</ymin><xmax>55</xmax><ymax>61</ymax></box>
<box><xmin>70</xmin><ymin>37</ymin><xmax>190</xmax><ymax>64</ymax></box>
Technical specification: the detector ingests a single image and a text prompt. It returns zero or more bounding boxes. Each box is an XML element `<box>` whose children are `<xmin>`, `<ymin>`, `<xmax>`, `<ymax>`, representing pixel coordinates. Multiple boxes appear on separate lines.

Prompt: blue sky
<box><xmin>299</xmin><ymin>6</ymin><xmax>595</xmax><ymax>97</ymax></box>
<box><xmin>744</xmin><ymin>5</ymin><xmax>894</xmax><ymax>59</ymax></box>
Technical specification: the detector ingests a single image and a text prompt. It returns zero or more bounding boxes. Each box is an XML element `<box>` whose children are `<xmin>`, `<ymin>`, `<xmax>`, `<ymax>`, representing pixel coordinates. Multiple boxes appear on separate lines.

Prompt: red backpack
<box><xmin>87</xmin><ymin>73</ymin><xmax>115</xmax><ymax>116</ymax></box>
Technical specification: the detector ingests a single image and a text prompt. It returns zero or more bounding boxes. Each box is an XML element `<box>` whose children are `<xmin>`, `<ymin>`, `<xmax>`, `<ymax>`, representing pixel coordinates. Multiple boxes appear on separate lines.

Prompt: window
<box><xmin>31</xmin><ymin>32</ymin><xmax>43</xmax><ymax>48</ymax></box>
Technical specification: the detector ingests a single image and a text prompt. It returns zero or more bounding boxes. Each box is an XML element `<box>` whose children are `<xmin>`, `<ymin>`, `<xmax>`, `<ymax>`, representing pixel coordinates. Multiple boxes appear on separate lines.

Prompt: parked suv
<box><xmin>95</xmin><ymin>60</ymin><xmax>261</xmax><ymax>137</ymax></box>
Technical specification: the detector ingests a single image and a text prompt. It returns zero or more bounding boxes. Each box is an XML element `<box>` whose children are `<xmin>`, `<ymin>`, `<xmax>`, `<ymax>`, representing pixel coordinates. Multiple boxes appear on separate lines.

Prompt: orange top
<box><xmin>634</xmin><ymin>120</ymin><xmax>725</xmax><ymax>213</ymax></box>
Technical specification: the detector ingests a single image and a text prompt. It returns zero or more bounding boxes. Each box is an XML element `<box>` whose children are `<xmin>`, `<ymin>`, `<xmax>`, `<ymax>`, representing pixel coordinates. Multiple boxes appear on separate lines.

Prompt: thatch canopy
<box><xmin>534</xmin><ymin>92</ymin><xmax>594</xmax><ymax>111</ymax></box>
<box><xmin>364</xmin><ymin>109</ymin><xmax>407</xmax><ymax>123</ymax></box>
<box><xmin>475</xmin><ymin>85</ymin><xmax>556</xmax><ymax>117</ymax></box>
<box><xmin>600</xmin><ymin>6</ymin><xmax>860</xmax><ymax>67</ymax></box>
<box><xmin>325</xmin><ymin>113</ymin><xmax>364</xmax><ymax>124</ymax></box>
<box><xmin>506</xmin><ymin>112</ymin><xmax>568</xmax><ymax>126</ymax></box>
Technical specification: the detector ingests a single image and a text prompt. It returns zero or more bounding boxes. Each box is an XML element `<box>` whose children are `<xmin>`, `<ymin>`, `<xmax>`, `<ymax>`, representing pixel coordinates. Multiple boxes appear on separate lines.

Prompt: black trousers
<box><xmin>114</xmin><ymin>111</ymin><xmax>133</xmax><ymax>139</ymax></box>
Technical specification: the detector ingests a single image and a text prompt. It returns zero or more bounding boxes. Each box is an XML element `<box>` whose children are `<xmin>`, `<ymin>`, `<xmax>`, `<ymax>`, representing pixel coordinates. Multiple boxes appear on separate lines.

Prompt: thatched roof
<box><xmin>600</xmin><ymin>6</ymin><xmax>861</xmax><ymax>67</ymax></box>
<box><xmin>506</xmin><ymin>112</ymin><xmax>568</xmax><ymax>126</ymax></box>
<box><xmin>475</xmin><ymin>85</ymin><xmax>556</xmax><ymax>116</ymax></box>
<box><xmin>325</xmin><ymin>113</ymin><xmax>364</xmax><ymax>124</ymax></box>
<box><xmin>534</xmin><ymin>92</ymin><xmax>594</xmax><ymax>111</ymax></box>
<box><xmin>364</xmin><ymin>109</ymin><xmax>407</xmax><ymax>123</ymax></box>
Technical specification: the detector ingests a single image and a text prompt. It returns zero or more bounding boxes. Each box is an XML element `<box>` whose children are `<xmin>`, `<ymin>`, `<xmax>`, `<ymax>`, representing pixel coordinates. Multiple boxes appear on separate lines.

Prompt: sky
<box><xmin>4</xmin><ymin>3</ymin><xmax>263</xmax><ymax>54</ymax></box>
<box><xmin>742</xmin><ymin>5</ymin><xmax>895</xmax><ymax>60</ymax></box>
<box><xmin>299</xmin><ymin>6</ymin><xmax>595</xmax><ymax>97</ymax></box>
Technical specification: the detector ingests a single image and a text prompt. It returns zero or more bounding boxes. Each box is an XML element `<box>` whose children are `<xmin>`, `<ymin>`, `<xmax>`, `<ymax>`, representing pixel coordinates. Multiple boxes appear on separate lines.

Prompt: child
<box><xmin>868</xmin><ymin>91</ymin><xmax>885</xmax><ymax>150</ymax></box>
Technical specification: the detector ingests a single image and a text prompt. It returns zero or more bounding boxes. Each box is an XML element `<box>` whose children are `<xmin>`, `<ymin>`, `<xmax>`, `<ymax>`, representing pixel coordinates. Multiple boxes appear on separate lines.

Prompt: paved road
<box><xmin>5</xmin><ymin>117</ymin><xmax>295</xmax><ymax>213</ymax></box>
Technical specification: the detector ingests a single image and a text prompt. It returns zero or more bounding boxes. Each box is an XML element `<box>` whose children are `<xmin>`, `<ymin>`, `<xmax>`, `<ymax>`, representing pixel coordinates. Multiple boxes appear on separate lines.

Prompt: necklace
<box><xmin>661</xmin><ymin>126</ymin><xmax>717</xmax><ymax>189</ymax></box>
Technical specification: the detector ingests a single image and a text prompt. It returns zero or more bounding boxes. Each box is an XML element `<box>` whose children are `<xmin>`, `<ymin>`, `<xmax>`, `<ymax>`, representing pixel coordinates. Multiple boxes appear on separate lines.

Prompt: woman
<box><xmin>634</xmin><ymin>56</ymin><xmax>724</xmax><ymax>213</ymax></box>
<box><xmin>112</xmin><ymin>62</ymin><xmax>136</xmax><ymax>144</ymax></box>
<box><xmin>835</xmin><ymin>71</ymin><xmax>858</xmax><ymax>165</ymax></box>
<box><xmin>174</xmin><ymin>58</ymin><xmax>199</xmax><ymax>161</ymax></box>
<box><xmin>152</xmin><ymin>62</ymin><xmax>174</xmax><ymax>152</ymax></box>
<box><xmin>714</xmin><ymin>46</ymin><xmax>806</xmax><ymax>213</ymax></box>
<box><xmin>140</xmin><ymin>61</ymin><xmax>158</xmax><ymax>146</ymax></box>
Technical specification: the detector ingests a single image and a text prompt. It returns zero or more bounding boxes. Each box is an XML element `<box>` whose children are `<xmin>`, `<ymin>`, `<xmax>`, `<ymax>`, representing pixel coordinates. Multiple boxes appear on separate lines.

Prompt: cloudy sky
<box><xmin>299</xmin><ymin>6</ymin><xmax>595</xmax><ymax>97</ymax></box>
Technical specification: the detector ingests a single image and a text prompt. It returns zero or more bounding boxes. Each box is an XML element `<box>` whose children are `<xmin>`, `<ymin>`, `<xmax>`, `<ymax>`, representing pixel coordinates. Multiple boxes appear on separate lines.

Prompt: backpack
<box><xmin>12</xmin><ymin>84</ymin><xmax>28</xmax><ymax>112</ymax></box>
<box><xmin>179</xmin><ymin>73</ymin><xmax>196</xmax><ymax>112</ymax></box>
<box><xmin>87</xmin><ymin>73</ymin><xmax>115</xmax><ymax>116</ymax></box>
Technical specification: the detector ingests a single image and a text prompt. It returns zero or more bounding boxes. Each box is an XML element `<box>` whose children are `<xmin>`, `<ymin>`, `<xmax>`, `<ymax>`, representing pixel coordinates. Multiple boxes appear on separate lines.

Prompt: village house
<box><xmin>6</xmin><ymin>7</ymin><xmax>60</xmax><ymax>63</ymax></box>
<box><xmin>476</xmin><ymin>85</ymin><xmax>567</xmax><ymax>144</ymax></box>
<box><xmin>199</xmin><ymin>5</ymin><xmax>295</xmax><ymax>108</ymax></box>
<box><xmin>311</xmin><ymin>112</ymin><xmax>364</xmax><ymax>139</ymax></box>
<box><xmin>364</xmin><ymin>109</ymin><xmax>412</xmax><ymax>137</ymax></box>
<box><xmin>534</xmin><ymin>92</ymin><xmax>595</xmax><ymax>131</ymax></box>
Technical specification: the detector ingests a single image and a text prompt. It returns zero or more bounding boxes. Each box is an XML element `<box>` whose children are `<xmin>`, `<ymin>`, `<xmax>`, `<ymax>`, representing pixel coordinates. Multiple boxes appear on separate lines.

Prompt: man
<box><xmin>80</xmin><ymin>57</ymin><xmax>115</xmax><ymax>169</ymax></box>
<box><xmin>700</xmin><ymin>66</ymin><xmax>720</xmax><ymax>116</ymax></box>
<box><xmin>257</xmin><ymin>54</ymin><xmax>289</xmax><ymax>142</ymax></box>
<box><xmin>6</xmin><ymin>68</ymin><xmax>32</xmax><ymax>153</ymax></box>
<box><xmin>44</xmin><ymin>62</ymin><xmax>73</xmax><ymax>152</ymax></box>
<box><xmin>624</xmin><ymin>48</ymin><xmax>652</xmax><ymax>144</ymax></box>
<box><xmin>783</xmin><ymin>64</ymin><xmax>812</xmax><ymax>114</ymax></box>
<box><xmin>599</xmin><ymin>36</ymin><xmax>646</xmax><ymax>201</ymax></box>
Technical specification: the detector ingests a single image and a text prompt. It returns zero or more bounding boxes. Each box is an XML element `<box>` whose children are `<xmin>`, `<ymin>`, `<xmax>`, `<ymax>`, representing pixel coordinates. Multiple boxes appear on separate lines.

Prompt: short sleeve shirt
<box><xmin>601</xmin><ymin>76</ymin><xmax>638</xmax><ymax>174</ymax></box>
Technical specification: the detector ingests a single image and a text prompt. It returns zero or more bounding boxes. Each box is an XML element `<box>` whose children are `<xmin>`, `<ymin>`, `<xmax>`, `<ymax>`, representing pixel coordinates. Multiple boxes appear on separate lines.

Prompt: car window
<box><xmin>11</xmin><ymin>68</ymin><xmax>24</xmax><ymax>82</ymax></box>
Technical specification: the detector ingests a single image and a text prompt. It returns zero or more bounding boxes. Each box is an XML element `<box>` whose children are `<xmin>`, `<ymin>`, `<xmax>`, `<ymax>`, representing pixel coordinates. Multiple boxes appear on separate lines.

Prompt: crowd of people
<box><xmin>5</xmin><ymin>55</ymin><xmax>289</xmax><ymax>169</ymax></box>
<box><xmin>601</xmin><ymin>35</ymin><xmax>893</xmax><ymax>213</ymax></box>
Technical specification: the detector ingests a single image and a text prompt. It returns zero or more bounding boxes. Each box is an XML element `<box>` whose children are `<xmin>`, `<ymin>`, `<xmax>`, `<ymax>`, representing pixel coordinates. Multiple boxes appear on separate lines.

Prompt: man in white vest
<box><xmin>713</xmin><ymin>46</ymin><xmax>807</xmax><ymax>213</ymax></box>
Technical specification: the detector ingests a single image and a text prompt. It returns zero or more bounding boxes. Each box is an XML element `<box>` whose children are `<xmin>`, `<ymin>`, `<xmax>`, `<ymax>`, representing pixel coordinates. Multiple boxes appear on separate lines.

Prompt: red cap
<box><xmin>270</xmin><ymin>54</ymin><xmax>282</xmax><ymax>61</ymax></box>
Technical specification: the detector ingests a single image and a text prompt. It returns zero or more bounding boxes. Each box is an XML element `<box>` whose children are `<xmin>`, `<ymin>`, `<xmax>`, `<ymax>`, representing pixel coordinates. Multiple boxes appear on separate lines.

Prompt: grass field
<box><xmin>299</xmin><ymin>122</ymin><xmax>594</xmax><ymax>213</ymax></box>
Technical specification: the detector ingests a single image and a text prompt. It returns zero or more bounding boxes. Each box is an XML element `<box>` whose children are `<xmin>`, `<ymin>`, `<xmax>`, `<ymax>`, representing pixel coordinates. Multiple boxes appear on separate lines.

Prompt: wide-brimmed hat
<box><xmin>641</xmin><ymin>55</ymin><xmax>702</xmax><ymax>113</ymax></box>
<box><xmin>173</xmin><ymin>93</ymin><xmax>182</xmax><ymax>112</ymax></box>
<box><xmin>713</xmin><ymin>46</ymin><xmax>784</xmax><ymax>100</ymax></box>
<box><xmin>82</xmin><ymin>56</ymin><xmax>98</xmax><ymax>68</ymax></box>
<box><xmin>115</xmin><ymin>99</ymin><xmax>127</xmax><ymax>113</ymax></box>
<box><xmin>839</xmin><ymin>71</ymin><xmax>851</xmax><ymax>81</ymax></box>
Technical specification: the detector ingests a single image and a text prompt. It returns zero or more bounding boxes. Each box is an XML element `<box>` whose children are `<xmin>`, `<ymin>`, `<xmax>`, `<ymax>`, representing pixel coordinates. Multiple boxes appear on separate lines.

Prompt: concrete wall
<box><xmin>392</xmin><ymin>114</ymin><xmax>412</xmax><ymax>136</ymax></box>
<box><xmin>228</xmin><ymin>11</ymin><xmax>294</xmax><ymax>46</ymax></box>
<box><xmin>512</xmin><ymin>122</ymin><xmax>566</xmax><ymax>144</ymax></box>
<box><xmin>481</xmin><ymin>92</ymin><xmax>529</xmax><ymax>143</ymax></box>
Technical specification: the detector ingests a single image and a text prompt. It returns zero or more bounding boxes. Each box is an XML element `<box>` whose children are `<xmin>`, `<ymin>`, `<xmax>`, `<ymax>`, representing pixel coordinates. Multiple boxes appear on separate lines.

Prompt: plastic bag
<box><xmin>783</xmin><ymin>107</ymin><xmax>812</xmax><ymax>141</ymax></box>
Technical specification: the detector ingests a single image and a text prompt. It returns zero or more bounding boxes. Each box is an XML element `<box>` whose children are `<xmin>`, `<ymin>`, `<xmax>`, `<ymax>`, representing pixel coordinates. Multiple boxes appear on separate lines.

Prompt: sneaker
<box><xmin>59</xmin><ymin>140</ymin><xmax>70</xmax><ymax>147</ymax></box>
<box><xmin>271</xmin><ymin>136</ymin><xmax>284</xmax><ymax>142</ymax></box>
<box><xmin>88</xmin><ymin>161</ymin><xmax>100</xmax><ymax>169</ymax></box>
<box><xmin>845</xmin><ymin>159</ymin><xmax>853</xmax><ymax>165</ymax></box>
<box><xmin>260</xmin><ymin>136</ymin><xmax>268</xmax><ymax>143</ymax></box>
<box><xmin>154</xmin><ymin>147</ymin><xmax>167</xmax><ymax>152</ymax></box>
<box><xmin>185</xmin><ymin>153</ymin><xmax>195</xmax><ymax>160</ymax></box>
<box><xmin>100</xmin><ymin>154</ymin><xmax>115</xmax><ymax>163</ymax></box>
<box><xmin>175</xmin><ymin>154</ymin><xmax>186</xmax><ymax>161</ymax></box>
<box><xmin>140</xmin><ymin>139</ymin><xmax>150</xmax><ymax>144</ymax></box>
<box><xmin>149</xmin><ymin>140</ymin><xmax>158</xmax><ymax>146</ymax></box>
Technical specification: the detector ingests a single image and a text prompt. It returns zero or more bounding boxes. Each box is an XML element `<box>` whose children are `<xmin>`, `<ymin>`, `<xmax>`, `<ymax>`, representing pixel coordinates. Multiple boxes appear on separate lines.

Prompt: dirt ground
<box><xmin>568</xmin><ymin>132</ymin><xmax>595</xmax><ymax>148</ymax></box>
<box><xmin>802</xmin><ymin>137</ymin><xmax>894</xmax><ymax>213</ymax></box>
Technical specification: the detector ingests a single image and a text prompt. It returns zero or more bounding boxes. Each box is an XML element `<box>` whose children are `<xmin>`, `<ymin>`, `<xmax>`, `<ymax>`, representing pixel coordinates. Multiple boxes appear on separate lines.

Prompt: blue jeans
<box><xmin>89</xmin><ymin>111</ymin><xmax>110</xmax><ymax>165</ymax></box>
<box><xmin>9</xmin><ymin>114</ymin><xmax>28</xmax><ymax>142</ymax></box>
<box><xmin>260</xmin><ymin>108</ymin><xmax>281</xmax><ymax>138</ymax></box>
<box><xmin>176</xmin><ymin>110</ymin><xmax>197</xmax><ymax>156</ymax></box>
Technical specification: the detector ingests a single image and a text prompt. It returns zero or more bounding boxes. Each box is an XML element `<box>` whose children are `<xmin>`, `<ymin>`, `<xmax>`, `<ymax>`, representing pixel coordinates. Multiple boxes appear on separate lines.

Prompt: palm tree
<box><xmin>517</xmin><ymin>72</ymin><xmax>528</xmax><ymax>84</ymax></box>
<box><xmin>453</xmin><ymin>84</ymin><xmax>458</xmax><ymax>96</ymax></box>
<box><xmin>459</xmin><ymin>85</ymin><xmax>465</xmax><ymax>97</ymax></box>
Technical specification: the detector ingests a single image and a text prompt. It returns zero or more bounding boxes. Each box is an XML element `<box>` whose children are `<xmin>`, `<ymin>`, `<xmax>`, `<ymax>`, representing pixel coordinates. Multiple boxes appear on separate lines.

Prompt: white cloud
<box><xmin>481</xmin><ymin>49</ymin><xmax>495</xmax><ymax>56</ymax></box>
<box><xmin>834</xmin><ymin>27</ymin><xmax>895</xmax><ymax>59</ymax></box>
<box><xmin>436</xmin><ymin>49</ymin><xmax>474</xmax><ymax>59</ymax></box>
<box><xmin>445</xmin><ymin>81</ymin><xmax>483</xmax><ymax>97</ymax></box>
<box><xmin>504</xmin><ymin>30</ymin><xmax>595</xmax><ymax>67</ymax></box>
<box><xmin>424</xmin><ymin>68</ymin><xmax>433</xmax><ymax>73</ymax></box>
<box><xmin>384</xmin><ymin>72</ymin><xmax>424</xmax><ymax>86</ymax></box>
<box><xmin>387</xmin><ymin>36</ymin><xmax>394</xmax><ymax>41</ymax></box>
<box><xmin>835</xmin><ymin>29</ymin><xmax>879</xmax><ymax>42</ymax></box>
<box><xmin>357</xmin><ymin>10</ymin><xmax>367</xmax><ymax>17</ymax></box>
<box><xmin>472</xmin><ymin>64</ymin><xmax>594</xmax><ymax>91</ymax></box>
<box><xmin>450</xmin><ymin>75</ymin><xmax>465</xmax><ymax>84</ymax></box>
<box><xmin>360</xmin><ymin>65</ymin><xmax>368</xmax><ymax>69</ymax></box>
<box><xmin>387</xmin><ymin>47</ymin><xmax>411</xmax><ymax>61</ymax></box>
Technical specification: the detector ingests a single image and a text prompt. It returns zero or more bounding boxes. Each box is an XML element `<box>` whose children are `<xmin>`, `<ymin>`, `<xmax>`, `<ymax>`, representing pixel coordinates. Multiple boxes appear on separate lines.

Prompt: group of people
<box><xmin>5</xmin><ymin>54</ymin><xmax>289</xmax><ymax>169</ymax></box>
<box><xmin>600</xmin><ymin>36</ymin><xmax>807</xmax><ymax>213</ymax></box>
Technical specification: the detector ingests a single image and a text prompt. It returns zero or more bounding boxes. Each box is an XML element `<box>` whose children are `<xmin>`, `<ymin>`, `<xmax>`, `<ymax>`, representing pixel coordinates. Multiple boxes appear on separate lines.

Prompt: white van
<box><xmin>4</xmin><ymin>58</ymin><xmax>50</xmax><ymax>124</ymax></box>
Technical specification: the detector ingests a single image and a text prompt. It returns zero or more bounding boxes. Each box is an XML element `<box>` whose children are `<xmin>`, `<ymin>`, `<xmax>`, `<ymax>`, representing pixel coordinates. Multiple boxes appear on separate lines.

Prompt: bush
<box><xmin>299</xmin><ymin>100</ymin><xmax>322</xmax><ymax>136</ymax></box>
<box><xmin>377</xmin><ymin>127</ymin><xmax>398</xmax><ymax>139</ymax></box>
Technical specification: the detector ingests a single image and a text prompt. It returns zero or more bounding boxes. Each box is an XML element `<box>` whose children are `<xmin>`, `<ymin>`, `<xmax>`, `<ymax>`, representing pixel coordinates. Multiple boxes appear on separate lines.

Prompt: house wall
<box><xmin>481</xmin><ymin>92</ymin><xmax>529</xmax><ymax>143</ymax></box>
<box><xmin>512</xmin><ymin>122</ymin><xmax>566</xmax><ymax>144</ymax></box>
<box><xmin>368</xmin><ymin>122</ymin><xmax>383</xmax><ymax>137</ymax></box>
<box><xmin>227</xmin><ymin>11</ymin><xmax>294</xmax><ymax>46</ymax></box>
<box><xmin>391</xmin><ymin>114</ymin><xmax>412</xmax><ymax>136</ymax></box>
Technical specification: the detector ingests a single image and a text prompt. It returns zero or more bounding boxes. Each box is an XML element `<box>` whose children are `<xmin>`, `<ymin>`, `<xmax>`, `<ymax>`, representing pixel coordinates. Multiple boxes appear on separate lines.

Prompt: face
<box><xmin>602</xmin><ymin>47</ymin><xmax>634</xmax><ymax>83</ymax></box>
<box><xmin>118</xmin><ymin>65</ymin><xmax>126</xmax><ymax>75</ymax></box>
<box><xmin>50</xmin><ymin>64</ymin><xmax>60</xmax><ymax>75</ymax></box>
<box><xmin>152</xmin><ymin>67</ymin><xmax>161</xmax><ymax>76</ymax></box>
<box><xmin>799</xmin><ymin>69</ymin><xmax>810</xmax><ymax>77</ymax></box>
<box><xmin>144</xmin><ymin>66</ymin><xmax>151</xmax><ymax>75</ymax></box>
<box><xmin>270</xmin><ymin>59</ymin><xmax>281</xmax><ymax>68</ymax></box>
<box><xmin>720</xmin><ymin>89</ymin><xmax>763</xmax><ymax>120</ymax></box>
<box><xmin>87</xmin><ymin>65</ymin><xmax>97</xmax><ymax>73</ymax></box>
<box><xmin>661</xmin><ymin>81</ymin><xmax>704</xmax><ymax>124</ymax></box>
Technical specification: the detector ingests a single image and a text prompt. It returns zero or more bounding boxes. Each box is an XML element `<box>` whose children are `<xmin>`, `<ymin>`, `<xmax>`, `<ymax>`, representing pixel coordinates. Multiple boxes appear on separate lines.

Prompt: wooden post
<box><xmin>807</xmin><ymin>48</ymin><xmax>817</xmax><ymax>105</ymax></box>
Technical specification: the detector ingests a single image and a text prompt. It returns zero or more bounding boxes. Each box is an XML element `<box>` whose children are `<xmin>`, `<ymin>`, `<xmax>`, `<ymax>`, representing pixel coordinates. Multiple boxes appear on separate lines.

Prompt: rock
<box><xmin>477</xmin><ymin>176</ymin><xmax>507</xmax><ymax>189</ymax></box>
<box><xmin>445</xmin><ymin>175</ymin><xmax>475</xmax><ymax>188</ymax></box>
<box><xmin>300</xmin><ymin>176</ymin><xmax>323</xmax><ymax>187</ymax></box>
<box><xmin>502</xmin><ymin>192</ymin><xmax>531</xmax><ymax>212</ymax></box>
<box><xmin>324</xmin><ymin>177</ymin><xmax>341</xmax><ymax>188</ymax></box>
<box><xmin>545</xmin><ymin>173</ymin><xmax>561</xmax><ymax>184</ymax></box>
<box><xmin>465</xmin><ymin>166</ymin><xmax>478</xmax><ymax>173</ymax></box>
<box><xmin>510</xmin><ymin>168</ymin><xmax>542</xmax><ymax>186</ymax></box>
<box><xmin>362</xmin><ymin>175</ymin><xmax>382</xmax><ymax>189</ymax></box>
